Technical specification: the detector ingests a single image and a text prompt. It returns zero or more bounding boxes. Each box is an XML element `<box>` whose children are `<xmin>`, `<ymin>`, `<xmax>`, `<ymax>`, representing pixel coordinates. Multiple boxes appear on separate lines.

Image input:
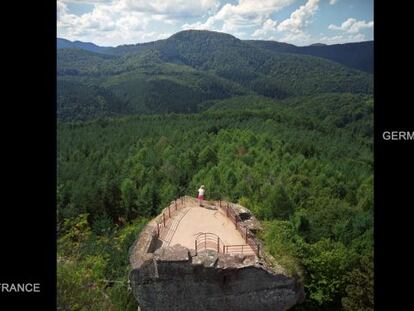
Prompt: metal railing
<box><xmin>224</xmin><ymin>244</ymin><xmax>256</xmax><ymax>256</ymax></box>
<box><xmin>215</xmin><ymin>200</ymin><xmax>261</xmax><ymax>257</ymax></box>
<box><xmin>151</xmin><ymin>194</ymin><xmax>261</xmax><ymax>258</ymax></box>
<box><xmin>190</xmin><ymin>193</ymin><xmax>261</xmax><ymax>257</ymax></box>
<box><xmin>152</xmin><ymin>196</ymin><xmax>189</xmax><ymax>241</ymax></box>
<box><xmin>194</xmin><ymin>232</ymin><xmax>225</xmax><ymax>254</ymax></box>
<box><xmin>194</xmin><ymin>232</ymin><xmax>256</xmax><ymax>256</ymax></box>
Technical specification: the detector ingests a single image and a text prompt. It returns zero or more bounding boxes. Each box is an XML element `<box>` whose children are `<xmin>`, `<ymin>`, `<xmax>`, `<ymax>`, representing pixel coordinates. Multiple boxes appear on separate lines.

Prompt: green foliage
<box><xmin>57</xmin><ymin>79</ymin><xmax>129</xmax><ymax>121</ymax></box>
<box><xmin>261</xmin><ymin>220</ymin><xmax>305</xmax><ymax>277</ymax></box>
<box><xmin>58</xmin><ymin>214</ymin><xmax>92</xmax><ymax>257</ymax></box>
<box><xmin>248</xmin><ymin>40</ymin><xmax>373</xmax><ymax>73</ymax></box>
<box><xmin>57</xmin><ymin>214</ymin><xmax>147</xmax><ymax>311</ymax></box>
<box><xmin>198</xmin><ymin>146</ymin><xmax>218</xmax><ymax>167</ymax></box>
<box><xmin>57</xmin><ymin>255</ymin><xmax>111</xmax><ymax>311</ymax></box>
<box><xmin>57</xmin><ymin>33</ymin><xmax>373</xmax><ymax>309</ymax></box>
<box><xmin>57</xmin><ymin>92</ymin><xmax>373</xmax><ymax>309</ymax></box>
<box><xmin>302</xmin><ymin>239</ymin><xmax>357</xmax><ymax>306</ymax></box>
<box><xmin>57</xmin><ymin>30</ymin><xmax>372</xmax><ymax>121</ymax></box>
<box><xmin>259</xmin><ymin>184</ymin><xmax>294</xmax><ymax>220</ymax></box>
<box><xmin>59</xmin><ymin>32</ymin><xmax>373</xmax><ymax>74</ymax></box>
<box><xmin>92</xmin><ymin>212</ymin><xmax>115</xmax><ymax>236</ymax></box>
<box><xmin>342</xmin><ymin>254</ymin><xmax>374</xmax><ymax>311</ymax></box>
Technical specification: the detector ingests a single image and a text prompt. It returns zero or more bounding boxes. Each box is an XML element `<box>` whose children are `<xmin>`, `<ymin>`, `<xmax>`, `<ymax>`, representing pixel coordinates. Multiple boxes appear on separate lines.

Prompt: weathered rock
<box><xmin>229</xmin><ymin>203</ymin><xmax>263</xmax><ymax>233</ymax></box>
<box><xmin>154</xmin><ymin>244</ymin><xmax>190</xmax><ymax>262</ymax></box>
<box><xmin>129</xmin><ymin>197</ymin><xmax>304</xmax><ymax>311</ymax></box>
<box><xmin>192</xmin><ymin>250</ymin><xmax>218</xmax><ymax>267</ymax></box>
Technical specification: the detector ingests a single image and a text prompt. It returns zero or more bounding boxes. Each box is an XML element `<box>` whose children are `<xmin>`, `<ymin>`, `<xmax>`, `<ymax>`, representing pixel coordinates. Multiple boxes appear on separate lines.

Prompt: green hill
<box><xmin>57</xmin><ymin>30</ymin><xmax>372</xmax><ymax>121</ymax></box>
<box><xmin>246</xmin><ymin>40</ymin><xmax>374</xmax><ymax>73</ymax></box>
<box><xmin>116</xmin><ymin>30</ymin><xmax>372</xmax><ymax>96</ymax></box>
<box><xmin>57</xmin><ymin>79</ymin><xmax>131</xmax><ymax>121</ymax></box>
<box><xmin>57</xmin><ymin>48</ymin><xmax>248</xmax><ymax>118</ymax></box>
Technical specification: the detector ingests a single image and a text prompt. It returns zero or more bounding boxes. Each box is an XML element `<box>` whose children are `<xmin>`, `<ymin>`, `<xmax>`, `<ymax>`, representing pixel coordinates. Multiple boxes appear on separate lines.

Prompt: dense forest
<box><xmin>58</xmin><ymin>34</ymin><xmax>373</xmax><ymax>73</ymax></box>
<box><xmin>245</xmin><ymin>40</ymin><xmax>373</xmax><ymax>73</ymax></box>
<box><xmin>57</xmin><ymin>30</ymin><xmax>372</xmax><ymax>121</ymax></box>
<box><xmin>57</xmin><ymin>30</ymin><xmax>373</xmax><ymax>311</ymax></box>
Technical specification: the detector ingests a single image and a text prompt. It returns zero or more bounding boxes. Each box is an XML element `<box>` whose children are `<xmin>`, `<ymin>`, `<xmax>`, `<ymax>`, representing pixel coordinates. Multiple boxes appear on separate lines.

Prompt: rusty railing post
<box><xmin>163</xmin><ymin>213</ymin><xmax>165</xmax><ymax>227</ymax></box>
<box><xmin>195</xmin><ymin>240</ymin><xmax>197</xmax><ymax>255</ymax></box>
<box><xmin>217</xmin><ymin>237</ymin><xmax>220</xmax><ymax>253</ymax></box>
<box><xmin>157</xmin><ymin>223</ymin><xmax>160</xmax><ymax>236</ymax></box>
<box><xmin>168</xmin><ymin>206</ymin><xmax>171</xmax><ymax>218</ymax></box>
<box><xmin>223</xmin><ymin>245</ymin><xmax>225</xmax><ymax>253</ymax></box>
<box><xmin>175</xmin><ymin>200</ymin><xmax>177</xmax><ymax>211</ymax></box>
<box><xmin>245</xmin><ymin>227</ymin><xmax>248</xmax><ymax>243</ymax></box>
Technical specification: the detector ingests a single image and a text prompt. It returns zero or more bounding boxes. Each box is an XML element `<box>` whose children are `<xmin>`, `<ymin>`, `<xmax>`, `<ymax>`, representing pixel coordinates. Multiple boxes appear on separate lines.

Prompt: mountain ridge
<box><xmin>57</xmin><ymin>30</ymin><xmax>373</xmax><ymax>72</ymax></box>
<box><xmin>57</xmin><ymin>29</ymin><xmax>373</xmax><ymax>121</ymax></box>
<box><xmin>57</xmin><ymin>38</ymin><xmax>111</xmax><ymax>54</ymax></box>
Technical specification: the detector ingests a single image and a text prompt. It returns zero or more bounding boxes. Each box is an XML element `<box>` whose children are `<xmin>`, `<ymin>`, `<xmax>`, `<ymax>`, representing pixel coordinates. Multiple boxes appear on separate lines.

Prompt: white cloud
<box><xmin>57</xmin><ymin>0</ymin><xmax>223</xmax><ymax>45</ymax></box>
<box><xmin>252</xmin><ymin>19</ymin><xmax>278</xmax><ymax>39</ymax></box>
<box><xmin>329</xmin><ymin>0</ymin><xmax>338</xmax><ymax>5</ymax></box>
<box><xmin>329</xmin><ymin>18</ymin><xmax>373</xmax><ymax>33</ymax></box>
<box><xmin>183</xmin><ymin>0</ymin><xmax>295</xmax><ymax>33</ymax></box>
<box><xmin>60</xmin><ymin>0</ymin><xmax>113</xmax><ymax>3</ymax></box>
<box><xmin>277</xmin><ymin>0</ymin><xmax>319</xmax><ymax>34</ymax></box>
<box><xmin>319</xmin><ymin>32</ymin><xmax>366</xmax><ymax>44</ymax></box>
<box><xmin>325</xmin><ymin>18</ymin><xmax>372</xmax><ymax>45</ymax></box>
<box><xmin>319</xmin><ymin>34</ymin><xmax>343</xmax><ymax>44</ymax></box>
<box><xmin>58</xmin><ymin>3</ymin><xmax>117</xmax><ymax>34</ymax></box>
<box><xmin>57</xmin><ymin>0</ymin><xmax>373</xmax><ymax>46</ymax></box>
<box><xmin>264</xmin><ymin>0</ymin><xmax>320</xmax><ymax>45</ymax></box>
<box><xmin>280</xmin><ymin>31</ymin><xmax>313</xmax><ymax>45</ymax></box>
<box><xmin>348</xmin><ymin>33</ymin><xmax>366</xmax><ymax>41</ymax></box>
<box><xmin>57</xmin><ymin>0</ymin><xmax>69</xmax><ymax>19</ymax></box>
<box><xmin>57</xmin><ymin>0</ymin><xmax>163</xmax><ymax>46</ymax></box>
<box><xmin>120</xmin><ymin>0</ymin><xmax>220</xmax><ymax>18</ymax></box>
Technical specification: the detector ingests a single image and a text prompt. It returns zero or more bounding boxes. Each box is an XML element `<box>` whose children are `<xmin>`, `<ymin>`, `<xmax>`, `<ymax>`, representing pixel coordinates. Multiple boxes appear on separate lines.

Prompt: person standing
<box><xmin>197</xmin><ymin>185</ymin><xmax>205</xmax><ymax>207</ymax></box>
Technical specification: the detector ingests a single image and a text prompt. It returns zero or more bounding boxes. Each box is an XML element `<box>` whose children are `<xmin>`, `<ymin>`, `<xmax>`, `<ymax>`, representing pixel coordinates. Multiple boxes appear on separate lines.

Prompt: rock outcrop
<box><xmin>129</xmin><ymin>198</ymin><xmax>304</xmax><ymax>311</ymax></box>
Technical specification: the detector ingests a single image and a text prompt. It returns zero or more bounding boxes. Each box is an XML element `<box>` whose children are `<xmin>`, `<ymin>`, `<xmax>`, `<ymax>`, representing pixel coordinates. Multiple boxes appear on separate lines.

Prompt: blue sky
<box><xmin>57</xmin><ymin>0</ymin><xmax>373</xmax><ymax>47</ymax></box>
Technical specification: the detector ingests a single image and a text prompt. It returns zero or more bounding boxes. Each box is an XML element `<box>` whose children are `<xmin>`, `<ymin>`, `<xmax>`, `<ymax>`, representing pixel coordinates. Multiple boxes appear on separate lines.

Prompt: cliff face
<box><xmin>129</xmin><ymin>198</ymin><xmax>304</xmax><ymax>311</ymax></box>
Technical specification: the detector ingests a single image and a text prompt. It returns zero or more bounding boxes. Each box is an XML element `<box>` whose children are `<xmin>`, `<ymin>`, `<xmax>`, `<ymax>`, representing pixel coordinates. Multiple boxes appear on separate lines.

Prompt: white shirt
<box><xmin>198</xmin><ymin>188</ymin><xmax>205</xmax><ymax>196</ymax></box>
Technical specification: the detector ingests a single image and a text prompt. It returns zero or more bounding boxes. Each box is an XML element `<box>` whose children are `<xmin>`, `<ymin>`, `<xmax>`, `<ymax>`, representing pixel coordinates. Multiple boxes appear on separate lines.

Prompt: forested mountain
<box><xmin>57</xmin><ymin>30</ymin><xmax>373</xmax><ymax>311</ymax></box>
<box><xmin>57</xmin><ymin>38</ymin><xmax>110</xmax><ymax>54</ymax></box>
<box><xmin>57</xmin><ymin>49</ymin><xmax>248</xmax><ymax>120</ymax></box>
<box><xmin>58</xmin><ymin>32</ymin><xmax>373</xmax><ymax>72</ymax></box>
<box><xmin>247</xmin><ymin>40</ymin><xmax>374</xmax><ymax>73</ymax></box>
<box><xmin>57</xmin><ymin>30</ymin><xmax>372</xmax><ymax>121</ymax></box>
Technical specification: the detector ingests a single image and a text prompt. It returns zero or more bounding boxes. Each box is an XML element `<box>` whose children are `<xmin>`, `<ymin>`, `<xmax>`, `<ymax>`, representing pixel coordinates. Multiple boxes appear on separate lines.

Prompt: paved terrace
<box><xmin>157</xmin><ymin>197</ymin><xmax>256</xmax><ymax>256</ymax></box>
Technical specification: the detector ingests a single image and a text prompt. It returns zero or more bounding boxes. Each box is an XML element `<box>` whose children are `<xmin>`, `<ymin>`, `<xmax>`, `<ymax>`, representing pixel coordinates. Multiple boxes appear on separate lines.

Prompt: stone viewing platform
<box><xmin>129</xmin><ymin>196</ymin><xmax>305</xmax><ymax>311</ymax></box>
